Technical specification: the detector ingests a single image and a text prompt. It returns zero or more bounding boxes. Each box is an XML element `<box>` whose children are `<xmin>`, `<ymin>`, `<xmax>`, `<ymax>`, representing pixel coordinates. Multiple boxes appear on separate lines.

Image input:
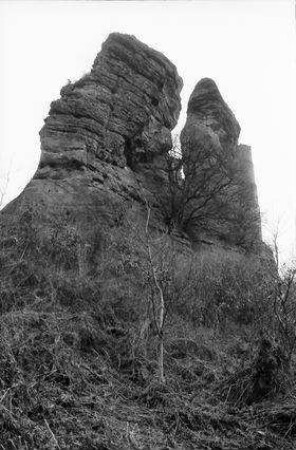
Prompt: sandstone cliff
<box><xmin>1</xmin><ymin>34</ymin><xmax>262</xmax><ymax>281</ymax></box>
<box><xmin>1</xmin><ymin>33</ymin><xmax>183</xmax><ymax>276</ymax></box>
<box><xmin>39</xmin><ymin>32</ymin><xmax>182</xmax><ymax>173</ymax></box>
<box><xmin>1</xmin><ymin>35</ymin><xmax>292</xmax><ymax>450</ymax></box>
<box><xmin>180</xmin><ymin>78</ymin><xmax>261</xmax><ymax>248</ymax></box>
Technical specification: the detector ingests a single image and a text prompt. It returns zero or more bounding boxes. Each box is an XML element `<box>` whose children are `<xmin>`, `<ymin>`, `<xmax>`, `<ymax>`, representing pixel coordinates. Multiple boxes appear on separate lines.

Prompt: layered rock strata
<box><xmin>1</xmin><ymin>33</ymin><xmax>183</xmax><ymax>276</ymax></box>
<box><xmin>1</xmin><ymin>35</ymin><xmax>262</xmax><ymax>283</ymax></box>
<box><xmin>39</xmin><ymin>32</ymin><xmax>182</xmax><ymax>173</ymax></box>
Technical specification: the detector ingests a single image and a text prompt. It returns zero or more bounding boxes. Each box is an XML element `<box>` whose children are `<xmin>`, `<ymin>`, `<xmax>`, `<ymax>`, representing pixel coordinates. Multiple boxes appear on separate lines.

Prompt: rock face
<box><xmin>1</xmin><ymin>34</ymin><xmax>262</xmax><ymax>283</ymax></box>
<box><xmin>1</xmin><ymin>33</ymin><xmax>183</xmax><ymax>277</ymax></box>
<box><xmin>182</xmin><ymin>78</ymin><xmax>240</xmax><ymax>163</ymax></box>
<box><xmin>180</xmin><ymin>78</ymin><xmax>261</xmax><ymax>248</ymax></box>
<box><xmin>39</xmin><ymin>32</ymin><xmax>182</xmax><ymax>173</ymax></box>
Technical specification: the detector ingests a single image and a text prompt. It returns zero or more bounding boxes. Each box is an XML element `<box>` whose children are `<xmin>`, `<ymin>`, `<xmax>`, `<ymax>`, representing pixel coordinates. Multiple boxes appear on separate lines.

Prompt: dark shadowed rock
<box><xmin>180</xmin><ymin>78</ymin><xmax>261</xmax><ymax>248</ymax></box>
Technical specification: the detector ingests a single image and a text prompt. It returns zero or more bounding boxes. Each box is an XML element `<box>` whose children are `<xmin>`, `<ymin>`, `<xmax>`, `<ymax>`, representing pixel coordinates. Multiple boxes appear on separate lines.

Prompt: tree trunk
<box><xmin>145</xmin><ymin>201</ymin><xmax>166</xmax><ymax>384</ymax></box>
<box><xmin>158</xmin><ymin>334</ymin><xmax>165</xmax><ymax>384</ymax></box>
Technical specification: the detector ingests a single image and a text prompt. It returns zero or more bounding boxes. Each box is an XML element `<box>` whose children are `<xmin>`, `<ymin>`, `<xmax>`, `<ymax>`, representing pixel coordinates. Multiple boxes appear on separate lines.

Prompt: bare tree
<box><xmin>260</xmin><ymin>222</ymin><xmax>296</xmax><ymax>366</ymax></box>
<box><xmin>144</xmin><ymin>200</ymin><xmax>166</xmax><ymax>383</ymax></box>
<box><xmin>151</xmin><ymin>135</ymin><xmax>260</xmax><ymax>250</ymax></box>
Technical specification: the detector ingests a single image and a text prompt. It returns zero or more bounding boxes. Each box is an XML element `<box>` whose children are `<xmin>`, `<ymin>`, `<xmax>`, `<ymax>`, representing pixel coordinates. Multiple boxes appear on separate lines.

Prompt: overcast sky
<box><xmin>0</xmin><ymin>0</ymin><xmax>295</xmax><ymax>263</ymax></box>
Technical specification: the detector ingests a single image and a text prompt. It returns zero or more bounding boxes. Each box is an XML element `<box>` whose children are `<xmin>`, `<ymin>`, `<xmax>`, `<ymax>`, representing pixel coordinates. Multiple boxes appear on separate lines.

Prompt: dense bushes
<box><xmin>1</xmin><ymin>197</ymin><xmax>296</xmax><ymax>448</ymax></box>
<box><xmin>0</xmin><ymin>196</ymin><xmax>293</xmax><ymax>353</ymax></box>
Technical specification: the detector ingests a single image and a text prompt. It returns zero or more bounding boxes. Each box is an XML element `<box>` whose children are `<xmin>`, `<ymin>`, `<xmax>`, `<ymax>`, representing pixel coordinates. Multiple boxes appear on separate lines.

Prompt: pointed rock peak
<box><xmin>187</xmin><ymin>78</ymin><xmax>222</xmax><ymax>113</ymax></box>
<box><xmin>186</xmin><ymin>77</ymin><xmax>240</xmax><ymax>142</ymax></box>
<box><xmin>191</xmin><ymin>77</ymin><xmax>220</xmax><ymax>96</ymax></box>
<box><xmin>180</xmin><ymin>77</ymin><xmax>261</xmax><ymax>248</ymax></box>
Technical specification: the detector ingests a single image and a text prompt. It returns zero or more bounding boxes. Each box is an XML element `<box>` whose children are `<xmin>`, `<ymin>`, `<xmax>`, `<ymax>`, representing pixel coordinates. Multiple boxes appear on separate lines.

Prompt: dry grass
<box><xmin>0</xmin><ymin>303</ymin><xmax>295</xmax><ymax>449</ymax></box>
<box><xmin>1</xmin><ymin>206</ymin><xmax>296</xmax><ymax>449</ymax></box>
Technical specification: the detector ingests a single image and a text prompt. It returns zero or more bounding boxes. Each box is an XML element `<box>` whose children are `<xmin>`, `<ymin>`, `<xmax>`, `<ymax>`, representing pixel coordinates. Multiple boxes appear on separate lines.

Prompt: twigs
<box><xmin>44</xmin><ymin>418</ymin><xmax>60</xmax><ymax>449</ymax></box>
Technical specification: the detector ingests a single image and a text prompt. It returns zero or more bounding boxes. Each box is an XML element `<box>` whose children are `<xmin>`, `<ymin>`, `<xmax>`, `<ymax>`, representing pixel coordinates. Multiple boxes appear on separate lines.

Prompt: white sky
<box><xmin>0</xmin><ymin>0</ymin><xmax>295</xmax><ymax>263</ymax></box>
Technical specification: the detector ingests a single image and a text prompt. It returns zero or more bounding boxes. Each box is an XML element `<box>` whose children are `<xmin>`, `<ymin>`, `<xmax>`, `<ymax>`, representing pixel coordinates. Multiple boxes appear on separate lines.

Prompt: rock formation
<box><xmin>39</xmin><ymin>32</ymin><xmax>182</xmax><ymax>173</ymax></box>
<box><xmin>1</xmin><ymin>33</ymin><xmax>183</xmax><ymax>276</ymax></box>
<box><xmin>180</xmin><ymin>78</ymin><xmax>261</xmax><ymax>248</ymax></box>
<box><xmin>1</xmin><ymin>34</ymin><xmax>262</xmax><ymax>281</ymax></box>
<box><xmin>33</xmin><ymin>33</ymin><xmax>184</xmax><ymax>235</ymax></box>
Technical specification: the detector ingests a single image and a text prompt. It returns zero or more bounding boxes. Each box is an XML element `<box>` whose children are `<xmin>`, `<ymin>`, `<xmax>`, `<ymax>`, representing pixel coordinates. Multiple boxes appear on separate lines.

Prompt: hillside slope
<box><xmin>0</xmin><ymin>33</ymin><xmax>295</xmax><ymax>450</ymax></box>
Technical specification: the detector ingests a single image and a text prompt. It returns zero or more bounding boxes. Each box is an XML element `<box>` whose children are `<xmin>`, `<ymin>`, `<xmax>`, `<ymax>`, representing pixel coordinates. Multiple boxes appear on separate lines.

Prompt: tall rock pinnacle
<box><xmin>1</xmin><ymin>35</ymin><xmax>262</xmax><ymax>283</ymax></box>
<box><xmin>180</xmin><ymin>78</ymin><xmax>261</xmax><ymax>248</ymax></box>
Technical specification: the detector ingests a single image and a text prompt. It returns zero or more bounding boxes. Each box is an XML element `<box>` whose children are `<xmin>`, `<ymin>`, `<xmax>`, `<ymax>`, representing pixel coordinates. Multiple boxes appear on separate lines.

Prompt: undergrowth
<box><xmin>0</xmin><ymin>203</ymin><xmax>296</xmax><ymax>449</ymax></box>
<box><xmin>0</xmin><ymin>303</ymin><xmax>296</xmax><ymax>450</ymax></box>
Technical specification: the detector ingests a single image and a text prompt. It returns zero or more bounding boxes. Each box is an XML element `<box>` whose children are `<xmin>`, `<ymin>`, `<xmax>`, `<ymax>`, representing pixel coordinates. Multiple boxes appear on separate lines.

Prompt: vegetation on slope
<box><xmin>0</xmin><ymin>201</ymin><xmax>296</xmax><ymax>450</ymax></box>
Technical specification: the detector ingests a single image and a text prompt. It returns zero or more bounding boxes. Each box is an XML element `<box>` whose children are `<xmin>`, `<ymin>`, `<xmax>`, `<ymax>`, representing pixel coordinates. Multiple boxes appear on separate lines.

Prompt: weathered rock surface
<box><xmin>180</xmin><ymin>78</ymin><xmax>261</xmax><ymax>248</ymax></box>
<box><xmin>1</xmin><ymin>33</ymin><xmax>183</xmax><ymax>276</ymax></box>
<box><xmin>182</xmin><ymin>78</ymin><xmax>240</xmax><ymax>165</ymax></box>
<box><xmin>1</xmin><ymin>34</ymin><xmax>263</xmax><ymax>283</ymax></box>
<box><xmin>232</xmin><ymin>144</ymin><xmax>262</xmax><ymax>245</ymax></box>
<box><xmin>39</xmin><ymin>32</ymin><xmax>182</xmax><ymax>173</ymax></box>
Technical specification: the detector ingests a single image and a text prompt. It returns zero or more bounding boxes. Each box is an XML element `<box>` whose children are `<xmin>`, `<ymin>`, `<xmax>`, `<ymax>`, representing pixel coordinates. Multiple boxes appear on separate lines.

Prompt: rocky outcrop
<box><xmin>232</xmin><ymin>144</ymin><xmax>262</xmax><ymax>244</ymax></box>
<box><xmin>1</xmin><ymin>34</ymin><xmax>263</xmax><ymax>285</ymax></box>
<box><xmin>39</xmin><ymin>32</ymin><xmax>182</xmax><ymax>174</ymax></box>
<box><xmin>1</xmin><ymin>33</ymin><xmax>183</xmax><ymax>277</ymax></box>
<box><xmin>180</xmin><ymin>78</ymin><xmax>261</xmax><ymax>248</ymax></box>
<box><xmin>182</xmin><ymin>78</ymin><xmax>240</xmax><ymax>165</ymax></box>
